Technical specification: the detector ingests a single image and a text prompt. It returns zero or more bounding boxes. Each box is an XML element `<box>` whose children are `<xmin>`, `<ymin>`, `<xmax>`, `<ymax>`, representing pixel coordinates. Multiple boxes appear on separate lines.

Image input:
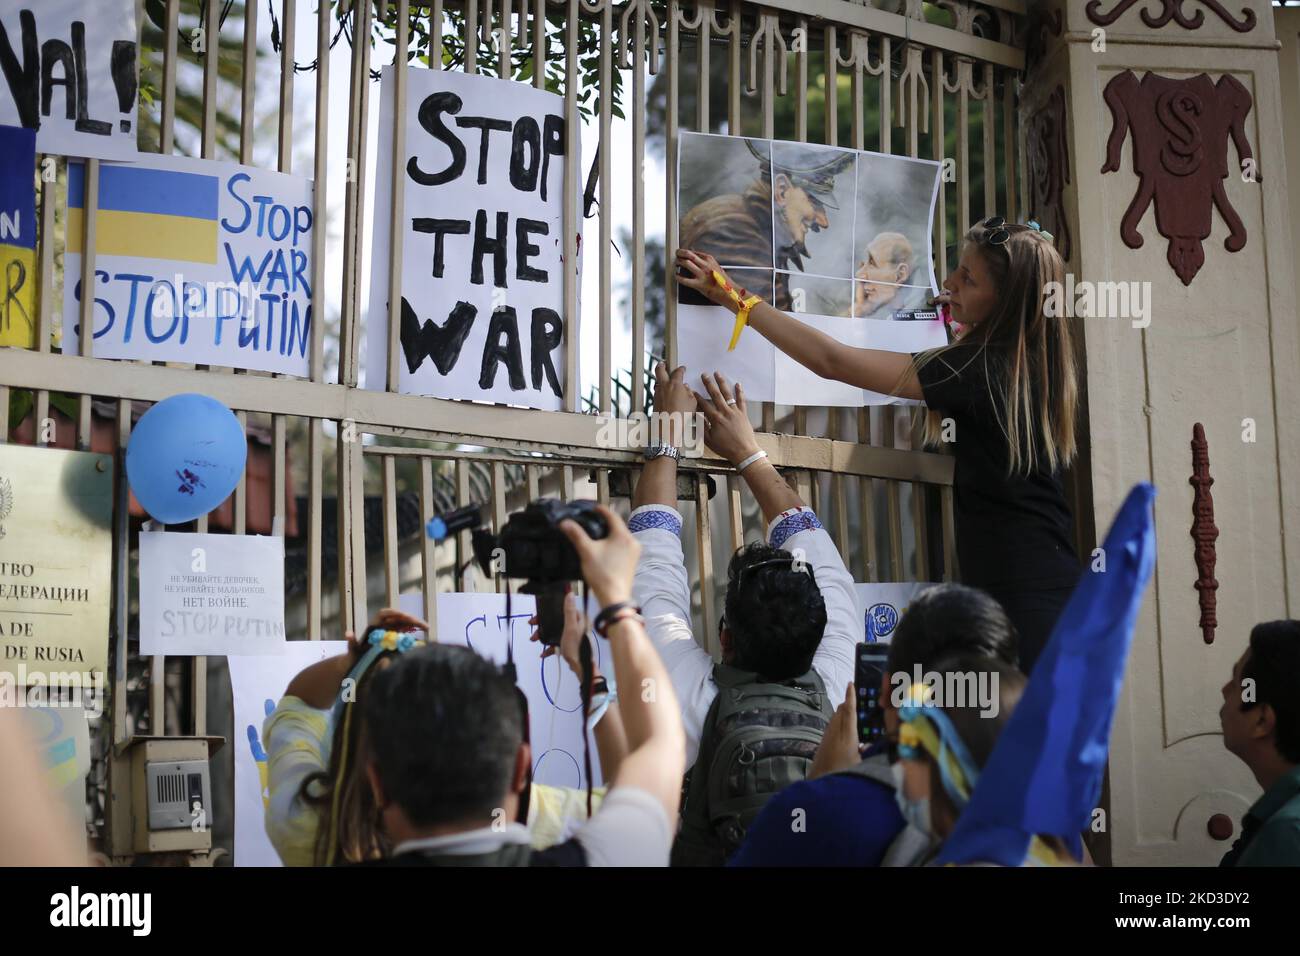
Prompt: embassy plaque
<box><xmin>0</xmin><ymin>445</ymin><xmax>113</xmax><ymax>681</ymax></box>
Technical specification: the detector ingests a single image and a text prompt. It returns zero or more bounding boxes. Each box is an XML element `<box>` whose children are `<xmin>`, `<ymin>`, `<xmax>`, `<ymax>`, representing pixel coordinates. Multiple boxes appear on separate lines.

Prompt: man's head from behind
<box><xmin>883</xmin><ymin>584</ymin><xmax>1018</xmax><ymax>736</ymax></box>
<box><xmin>1220</xmin><ymin>620</ymin><xmax>1300</xmax><ymax>771</ymax></box>
<box><xmin>363</xmin><ymin>644</ymin><xmax>528</xmax><ymax>842</ymax></box>
<box><xmin>721</xmin><ymin>543</ymin><xmax>826</xmax><ymax>681</ymax></box>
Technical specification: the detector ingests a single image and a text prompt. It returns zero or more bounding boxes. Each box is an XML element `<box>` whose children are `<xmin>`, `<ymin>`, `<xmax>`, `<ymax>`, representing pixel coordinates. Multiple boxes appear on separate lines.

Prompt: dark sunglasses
<box><xmin>978</xmin><ymin>215</ymin><xmax>1010</xmax><ymax>246</ymax></box>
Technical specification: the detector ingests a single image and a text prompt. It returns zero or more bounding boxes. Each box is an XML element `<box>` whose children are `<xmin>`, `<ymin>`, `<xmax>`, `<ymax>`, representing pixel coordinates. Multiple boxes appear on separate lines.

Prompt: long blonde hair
<box><xmin>915</xmin><ymin>222</ymin><xmax>1078</xmax><ymax>476</ymax></box>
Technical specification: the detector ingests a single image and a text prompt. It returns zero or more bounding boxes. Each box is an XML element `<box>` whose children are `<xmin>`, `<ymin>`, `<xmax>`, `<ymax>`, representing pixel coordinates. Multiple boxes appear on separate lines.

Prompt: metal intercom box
<box><xmin>124</xmin><ymin>736</ymin><xmax>224</xmax><ymax>856</ymax></box>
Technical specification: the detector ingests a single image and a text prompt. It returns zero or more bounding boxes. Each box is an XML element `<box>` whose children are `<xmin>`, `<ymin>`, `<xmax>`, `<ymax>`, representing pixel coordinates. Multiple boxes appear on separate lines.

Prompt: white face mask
<box><xmin>891</xmin><ymin>760</ymin><xmax>934</xmax><ymax>838</ymax></box>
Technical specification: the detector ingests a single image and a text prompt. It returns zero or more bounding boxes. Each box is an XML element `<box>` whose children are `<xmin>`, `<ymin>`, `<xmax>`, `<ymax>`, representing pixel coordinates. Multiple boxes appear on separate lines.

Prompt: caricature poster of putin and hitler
<box><xmin>676</xmin><ymin>133</ymin><xmax>945</xmax><ymax>406</ymax></box>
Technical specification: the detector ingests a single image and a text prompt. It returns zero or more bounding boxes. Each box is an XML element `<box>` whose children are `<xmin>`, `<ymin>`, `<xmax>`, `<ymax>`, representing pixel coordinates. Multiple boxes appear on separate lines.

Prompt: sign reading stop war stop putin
<box><xmin>367</xmin><ymin>67</ymin><xmax>578</xmax><ymax>411</ymax></box>
<box><xmin>63</xmin><ymin>154</ymin><xmax>313</xmax><ymax>376</ymax></box>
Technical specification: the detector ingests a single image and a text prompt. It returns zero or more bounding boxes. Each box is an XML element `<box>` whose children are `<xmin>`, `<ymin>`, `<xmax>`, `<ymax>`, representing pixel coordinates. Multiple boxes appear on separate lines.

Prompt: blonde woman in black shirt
<box><xmin>676</xmin><ymin>219</ymin><xmax>1081</xmax><ymax>673</ymax></box>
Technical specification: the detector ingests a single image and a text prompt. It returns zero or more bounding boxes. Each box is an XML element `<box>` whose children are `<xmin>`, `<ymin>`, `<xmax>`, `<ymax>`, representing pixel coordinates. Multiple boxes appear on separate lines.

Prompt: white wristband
<box><xmin>736</xmin><ymin>450</ymin><xmax>768</xmax><ymax>472</ymax></box>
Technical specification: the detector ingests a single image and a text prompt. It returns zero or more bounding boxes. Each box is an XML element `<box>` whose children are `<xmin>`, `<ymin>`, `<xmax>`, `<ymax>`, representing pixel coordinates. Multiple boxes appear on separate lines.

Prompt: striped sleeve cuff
<box><xmin>768</xmin><ymin>506</ymin><xmax>823</xmax><ymax>549</ymax></box>
<box><xmin>629</xmin><ymin>504</ymin><xmax>683</xmax><ymax>537</ymax></box>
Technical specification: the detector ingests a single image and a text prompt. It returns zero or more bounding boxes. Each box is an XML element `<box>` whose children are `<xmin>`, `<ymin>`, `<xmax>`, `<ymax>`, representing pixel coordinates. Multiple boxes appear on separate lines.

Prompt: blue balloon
<box><xmin>126</xmin><ymin>394</ymin><xmax>247</xmax><ymax>524</ymax></box>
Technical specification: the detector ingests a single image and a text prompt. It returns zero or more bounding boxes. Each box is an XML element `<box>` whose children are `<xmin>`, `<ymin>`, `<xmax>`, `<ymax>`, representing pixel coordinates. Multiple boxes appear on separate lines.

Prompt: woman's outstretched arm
<box><xmin>675</xmin><ymin>248</ymin><xmax>924</xmax><ymax>401</ymax></box>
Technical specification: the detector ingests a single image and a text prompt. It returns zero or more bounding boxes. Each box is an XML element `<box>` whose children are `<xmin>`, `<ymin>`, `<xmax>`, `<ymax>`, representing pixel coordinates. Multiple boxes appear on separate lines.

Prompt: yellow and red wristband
<box><xmin>711</xmin><ymin>270</ymin><xmax>762</xmax><ymax>351</ymax></box>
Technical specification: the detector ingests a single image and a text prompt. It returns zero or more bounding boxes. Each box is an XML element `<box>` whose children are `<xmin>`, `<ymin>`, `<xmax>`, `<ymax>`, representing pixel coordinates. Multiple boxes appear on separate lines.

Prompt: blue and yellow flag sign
<box><xmin>63</xmin><ymin>154</ymin><xmax>314</xmax><ymax>376</ymax></box>
<box><xmin>0</xmin><ymin>124</ymin><xmax>37</xmax><ymax>348</ymax></box>
<box><xmin>67</xmin><ymin>162</ymin><xmax>219</xmax><ymax>264</ymax></box>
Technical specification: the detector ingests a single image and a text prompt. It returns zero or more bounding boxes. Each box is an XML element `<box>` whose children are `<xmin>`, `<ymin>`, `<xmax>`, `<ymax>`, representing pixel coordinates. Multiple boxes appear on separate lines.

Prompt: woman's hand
<box><xmin>529</xmin><ymin>592</ymin><xmax>598</xmax><ymax>681</ymax></box>
<box><xmin>652</xmin><ymin>362</ymin><xmax>697</xmax><ymax>447</ymax></box>
<box><xmin>694</xmin><ymin>371</ymin><xmax>761</xmax><ymax>467</ymax></box>
<box><xmin>346</xmin><ymin>607</ymin><xmax>430</xmax><ymax>657</ymax></box>
<box><xmin>288</xmin><ymin>605</ymin><xmax>427</xmax><ymax>710</ymax></box>
<box><xmin>558</xmin><ymin>505</ymin><xmax>639</xmax><ymax>608</ymax></box>
<box><xmin>675</xmin><ymin>248</ymin><xmax>747</xmax><ymax>312</ymax></box>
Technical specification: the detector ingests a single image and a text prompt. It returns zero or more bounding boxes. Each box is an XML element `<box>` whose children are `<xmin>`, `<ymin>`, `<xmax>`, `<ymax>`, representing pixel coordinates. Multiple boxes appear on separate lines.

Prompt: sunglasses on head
<box><xmin>978</xmin><ymin>216</ymin><xmax>1010</xmax><ymax>246</ymax></box>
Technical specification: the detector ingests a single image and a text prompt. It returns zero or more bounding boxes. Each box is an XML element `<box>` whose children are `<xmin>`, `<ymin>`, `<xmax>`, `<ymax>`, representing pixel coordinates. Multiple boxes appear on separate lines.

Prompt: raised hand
<box><xmin>694</xmin><ymin>371</ymin><xmax>761</xmax><ymax>467</ymax></box>
<box><xmin>558</xmin><ymin>505</ymin><xmax>639</xmax><ymax>608</ymax></box>
<box><xmin>674</xmin><ymin>248</ymin><xmax>745</xmax><ymax>312</ymax></box>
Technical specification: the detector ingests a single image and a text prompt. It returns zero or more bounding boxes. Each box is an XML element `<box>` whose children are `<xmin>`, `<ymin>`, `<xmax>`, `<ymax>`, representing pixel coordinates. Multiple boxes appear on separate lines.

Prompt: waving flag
<box><xmin>937</xmin><ymin>482</ymin><xmax>1158</xmax><ymax>866</ymax></box>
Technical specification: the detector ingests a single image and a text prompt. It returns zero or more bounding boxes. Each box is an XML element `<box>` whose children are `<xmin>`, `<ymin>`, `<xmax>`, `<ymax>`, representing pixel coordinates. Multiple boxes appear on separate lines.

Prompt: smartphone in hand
<box><xmin>855</xmin><ymin>642</ymin><xmax>890</xmax><ymax>746</ymax></box>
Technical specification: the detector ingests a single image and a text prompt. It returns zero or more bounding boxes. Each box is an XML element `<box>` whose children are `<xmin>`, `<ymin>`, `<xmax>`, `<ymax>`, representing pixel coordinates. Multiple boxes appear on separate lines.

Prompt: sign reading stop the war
<box><xmin>367</xmin><ymin>67</ymin><xmax>579</xmax><ymax>411</ymax></box>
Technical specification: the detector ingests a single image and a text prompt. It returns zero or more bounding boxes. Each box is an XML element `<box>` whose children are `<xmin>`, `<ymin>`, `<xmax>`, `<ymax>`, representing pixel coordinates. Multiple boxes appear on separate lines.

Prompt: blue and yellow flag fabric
<box><xmin>0</xmin><ymin>124</ymin><xmax>37</xmax><ymax>347</ymax></box>
<box><xmin>936</xmin><ymin>482</ymin><xmax>1158</xmax><ymax>867</ymax></box>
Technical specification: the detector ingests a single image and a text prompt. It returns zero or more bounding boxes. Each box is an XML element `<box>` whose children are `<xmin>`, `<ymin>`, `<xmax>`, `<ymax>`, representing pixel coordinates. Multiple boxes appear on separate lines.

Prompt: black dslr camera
<box><xmin>473</xmin><ymin>498</ymin><xmax>608</xmax><ymax>583</ymax></box>
<box><xmin>471</xmin><ymin>499</ymin><xmax>609</xmax><ymax>645</ymax></box>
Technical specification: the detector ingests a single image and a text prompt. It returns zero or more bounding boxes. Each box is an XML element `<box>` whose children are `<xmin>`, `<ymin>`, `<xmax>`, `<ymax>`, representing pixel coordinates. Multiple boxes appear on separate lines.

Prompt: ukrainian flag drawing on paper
<box><xmin>0</xmin><ymin>124</ymin><xmax>37</xmax><ymax>348</ymax></box>
<box><xmin>67</xmin><ymin>162</ymin><xmax>220</xmax><ymax>264</ymax></box>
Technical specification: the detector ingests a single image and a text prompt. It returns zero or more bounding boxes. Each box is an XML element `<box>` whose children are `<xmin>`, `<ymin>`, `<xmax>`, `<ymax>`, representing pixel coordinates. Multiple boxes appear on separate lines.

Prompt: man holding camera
<box><xmin>632</xmin><ymin>363</ymin><xmax>860</xmax><ymax>865</ymax></box>
<box><xmin>353</xmin><ymin>507</ymin><xmax>687</xmax><ymax>866</ymax></box>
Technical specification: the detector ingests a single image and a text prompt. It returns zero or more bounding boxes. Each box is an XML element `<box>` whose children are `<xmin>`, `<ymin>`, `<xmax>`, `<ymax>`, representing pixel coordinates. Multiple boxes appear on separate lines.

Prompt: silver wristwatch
<box><xmin>644</xmin><ymin>444</ymin><xmax>681</xmax><ymax>463</ymax></box>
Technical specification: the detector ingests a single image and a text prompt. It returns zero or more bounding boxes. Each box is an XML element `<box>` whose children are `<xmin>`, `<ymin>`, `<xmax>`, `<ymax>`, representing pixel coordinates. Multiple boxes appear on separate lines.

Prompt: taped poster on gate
<box><xmin>367</xmin><ymin>67</ymin><xmax>580</xmax><ymax>411</ymax></box>
<box><xmin>675</xmin><ymin>132</ymin><xmax>946</xmax><ymax>406</ymax></box>
<box><xmin>63</xmin><ymin>154</ymin><xmax>314</xmax><ymax>376</ymax></box>
<box><xmin>0</xmin><ymin>1</ymin><xmax>140</xmax><ymax>160</ymax></box>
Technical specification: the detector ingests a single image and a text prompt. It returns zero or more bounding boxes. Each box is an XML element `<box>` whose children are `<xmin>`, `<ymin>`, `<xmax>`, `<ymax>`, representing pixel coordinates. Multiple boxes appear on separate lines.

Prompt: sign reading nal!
<box><xmin>0</xmin><ymin>1</ymin><xmax>139</xmax><ymax>160</ymax></box>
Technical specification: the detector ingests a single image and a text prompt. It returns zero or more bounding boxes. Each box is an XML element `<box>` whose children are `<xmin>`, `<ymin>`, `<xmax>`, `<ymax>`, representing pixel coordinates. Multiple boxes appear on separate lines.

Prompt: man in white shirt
<box><xmin>630</xmin><ymin>364</ymin><xmax>860</xmax><ymax>863</ymax></box>
<box><xmin>352</xmin><ymin>507</ymin><xmax>686</xmax><ymax>867</ymax></box>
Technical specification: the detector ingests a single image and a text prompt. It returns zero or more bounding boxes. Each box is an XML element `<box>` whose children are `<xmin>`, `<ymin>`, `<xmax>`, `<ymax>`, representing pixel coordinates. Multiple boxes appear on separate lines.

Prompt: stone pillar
<box><xmin>1020</xmin><ymin>0</ymin><xmax>1300</xmax><ymax>865</ymax></box>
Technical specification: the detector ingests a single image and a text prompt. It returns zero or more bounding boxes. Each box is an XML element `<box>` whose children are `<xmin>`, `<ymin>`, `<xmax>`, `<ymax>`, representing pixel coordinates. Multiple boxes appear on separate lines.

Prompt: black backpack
<box><xmin>671</xmin><ymin>663</ymin><xmax>833</xmax><ymax>866</ymax></box>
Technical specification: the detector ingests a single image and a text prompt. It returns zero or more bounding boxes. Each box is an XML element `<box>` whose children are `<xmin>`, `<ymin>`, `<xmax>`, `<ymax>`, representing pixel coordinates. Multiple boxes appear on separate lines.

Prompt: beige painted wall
<box><xmin>1025</xmin><ymin>0</ymin><xmax>1300</xmax><ymax>865</ymax></box>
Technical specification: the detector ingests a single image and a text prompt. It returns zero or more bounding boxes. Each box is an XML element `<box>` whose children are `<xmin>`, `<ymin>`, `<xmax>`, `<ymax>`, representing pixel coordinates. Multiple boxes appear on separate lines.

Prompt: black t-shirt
<box><xmin>913</xmin><ymin>344</ymin><xmax>1080</xmax><ymax>591</ymax></box>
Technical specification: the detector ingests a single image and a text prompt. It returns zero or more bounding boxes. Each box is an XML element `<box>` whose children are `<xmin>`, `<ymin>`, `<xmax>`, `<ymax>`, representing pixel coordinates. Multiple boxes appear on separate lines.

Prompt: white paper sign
<box><xmin>139</xmin><ymin>532</ymin><xmax>287</xmax><ymax>656</ymax></box>
<box><xmin>64</xmin><ymin>154</ymin><xmax>314</xmax><ymax>375</ymax></box>
<box><xmin>402</xmin><ymin>592</ymin><xmax>607</xmax><ymax>789</ymax></box>
<box><xmin>854</xmin><ymin>582</ymin><xmax>929</xmax><ymax>644</ymax></box>
<box><xmin>676</xmin><ymin>131</ymin><xmax>946</xmax><ymax>406</ymax></box>
<box><xmin>228</xmin><ymin>641</ymin><xmax>348</xmax><ymax>867</ymax></box>
<box><xmin>0</xmin><ymin>1</ymin><xmax>139</xmax><ymax>160</ymax></box>
<box><xmin>367</xmin><ymin>67</ymin><xmax>578</xmax><ymax>410</ymax></box>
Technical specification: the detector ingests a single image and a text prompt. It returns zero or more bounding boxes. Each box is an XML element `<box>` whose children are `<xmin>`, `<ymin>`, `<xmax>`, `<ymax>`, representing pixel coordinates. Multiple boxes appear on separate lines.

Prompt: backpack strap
<box><xmin>832</xmin><ymin>754</ymin><xmax>934</xmax><ymax>868</ymax></box>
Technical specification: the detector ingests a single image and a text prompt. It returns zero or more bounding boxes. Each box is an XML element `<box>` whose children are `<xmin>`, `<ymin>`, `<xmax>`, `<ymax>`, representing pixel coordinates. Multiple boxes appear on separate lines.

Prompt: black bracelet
<box><xmin>593</xmin><ymin>600</ymin><xmax>641</xmax><ymax>637</ymax></box>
